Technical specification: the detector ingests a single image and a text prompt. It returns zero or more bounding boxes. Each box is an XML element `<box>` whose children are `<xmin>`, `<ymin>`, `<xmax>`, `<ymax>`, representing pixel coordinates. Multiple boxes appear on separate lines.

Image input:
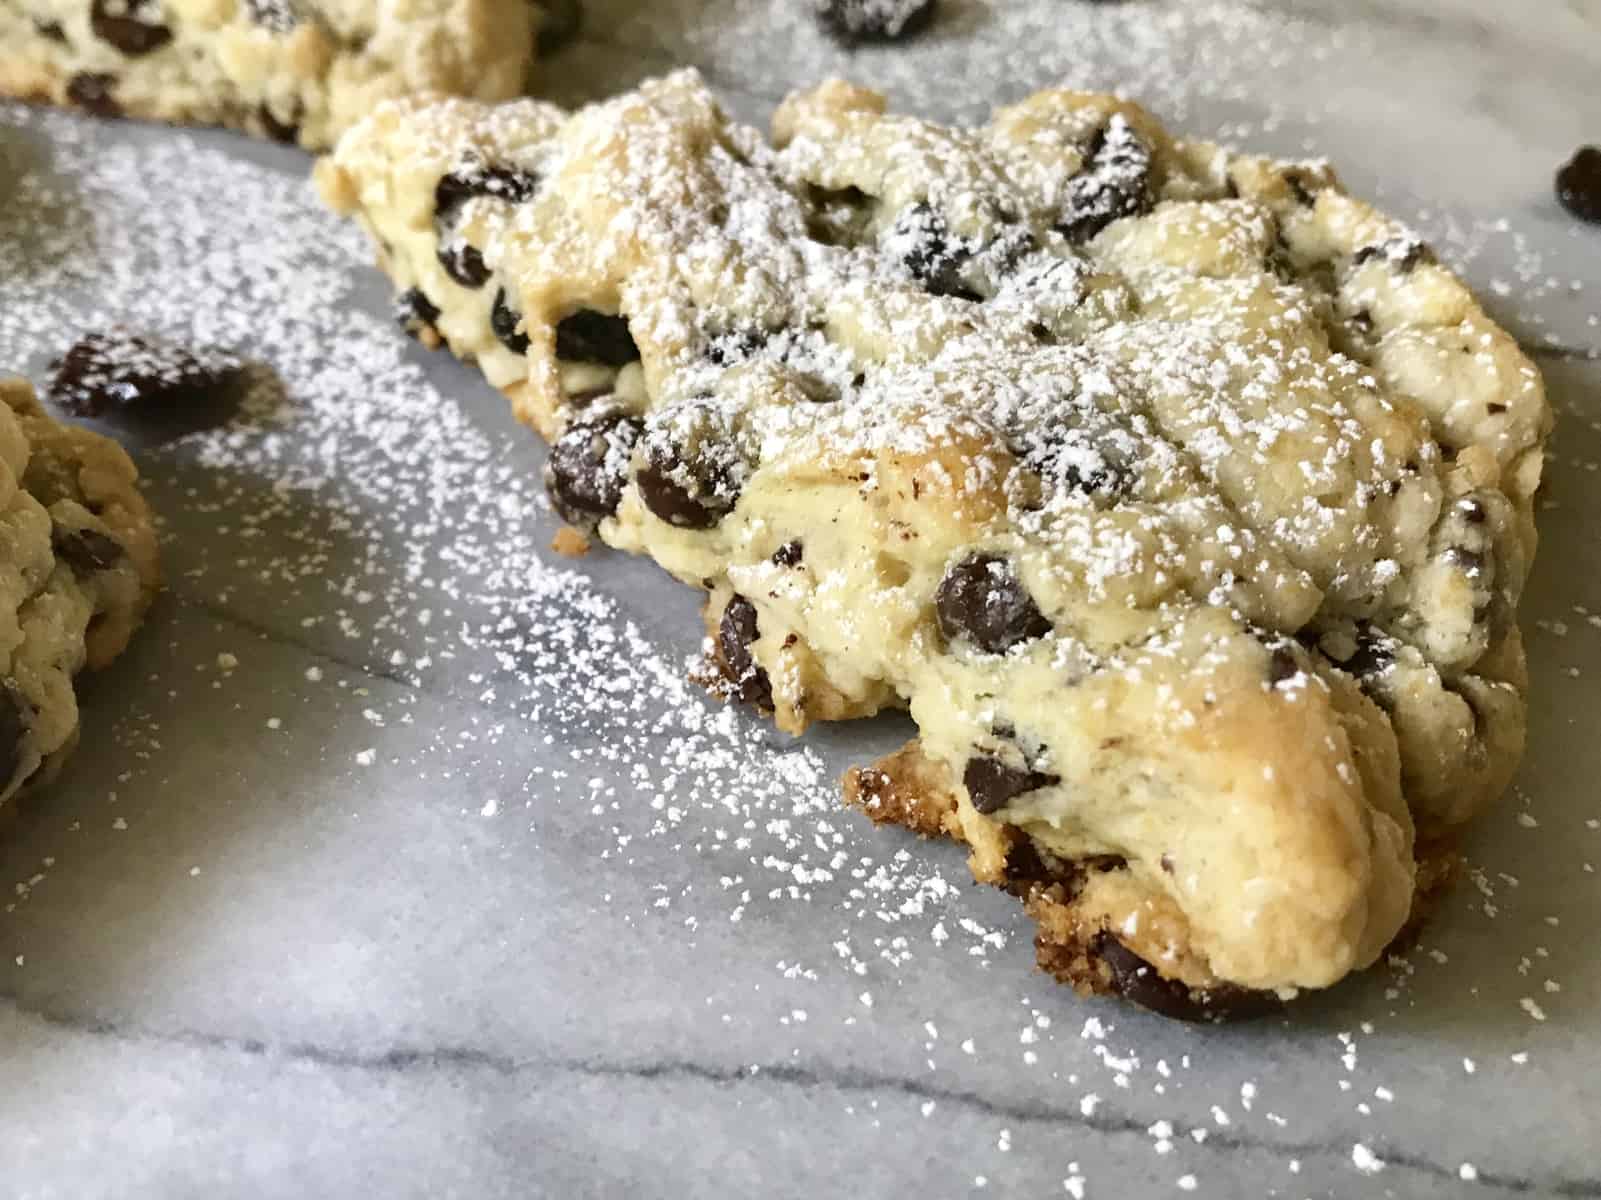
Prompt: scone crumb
<box><xmin>551</xmin><ymin>526</ymin><xmax>592</xmax><ymax>557</ymax></box>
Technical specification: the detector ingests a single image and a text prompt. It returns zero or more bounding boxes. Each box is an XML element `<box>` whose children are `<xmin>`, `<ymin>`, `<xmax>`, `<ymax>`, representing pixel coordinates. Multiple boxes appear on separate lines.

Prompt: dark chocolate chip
<box><xmin>1014</xmin><ymin>416</ymin><xmax>1136</xmax><ymax>502</ymax></box>
<box><xmin>963</xmin><ymin>754</ymin><xmax>1059</xmax><ymax>815</ymax></box>
<box><xmin>1057</xmin><ymin>115</ymin><xmax>1153</xmax><ymax>244</ymax></box>
<box><xmin>706</xmin><ymin>328</ymin><xmax>767</xmax><ymax>366</ymax></box>
<box><xmin>772</xmin><ymin>540</ymin><xmax>804</xmax><ymax>567</ymax></box>
<box><xmin>434</xmin><ymin>163</ymin><xmax>541</xmax><ymax>226</ymax></box>
<box><xmin>543</xmin><ymin>412</ymin><xmax>641</xmax><ymax>530</ymax></box>
<box><xmin>436</xmin><ymin>241</ymin><xmax>489</xmax><ymax>289</ymax></box>
<box><xmin>1095</xmin><ymin>934</ymin><xmax>1280</xmax><ymax>1023</ymax></box>
<box><xmin>90</xmin><ymin>0</ymin><xmax>171</xmax><ymax>55</ymax></box>
<box><xmin>717</xmin><ymin>594</ymin><xmax>774</xmax><ymax>710</ymax></box>
<box><xmin>1445</xmin><ymin>547</ymin><xmax>1485</xmax><ymax>575</ymax></box>
<box><xmin>49</xmin><ymin>330</ymin><xmax>243</xmax><ymax>418</ymax></box>
<box><xmin>51</xmin><ymin>524</ymin><xmax>124</xmax><ymax>574</ymax></box>
<box><xmin>892</xmin><ymin>203</ymin><xmax>980</xmax><ymax>300</ymax></box>
<box><xmin>491</xmin><ymin>288</ymin><xmax>530</xmax><ymax>354</ymax></box>
<box><xmin>1344</xmin><ymin>625</ymin><xmax>1395</xmax><ymax>680</ymax></box>
<box><xmin>394</xmin><ymin>288</ymin><xmax>441</xmax><ymax>340</ymax></box>
<box><xmin>555</xmin><ymin>310</ymin><xmax>640</xmax><ymax>367</ymax></box>
<box><xmin>816</xmin><ymin>0</ymin><xmax>936</xmax><ymax>43</ymax></box>
<box><xmin>1282</xmin><ymin>169</ymin><xmax>1319</xmax><ymax>207</ymax></box>
<box><xmin>1457</xmin><ymin>497</ymin><xmax>1487</xmax><ymax>525</ymax></box>
<box><xmin>636</xmin><ymin>449</ymin><xmax>731</xmax><ymax>530</ymax></box>
<box><xmin>1351</xmin><ymin>237</ymin><xmax>1432</xmax><ymax>274</ymax></box>
<box><xmin>66</xmin><ymin>73</ymin><xmax>121</xmax><ymax>118</ymax></box>
<box><xmin>35</xmin><ymin>18</ymin><xmax>68</xmax><ymax>41</ymax></box>
<box><xmin>0</xmin><ymin>681</ymin><xmax>28</xmax><ymax>794</ymax></box>
<box><xmin>1555</xmin><ymin>146</ymin><xmax>1601</xmax><ymax>225</ymax></box>
<box><xmin>1268</xmin><ymin>645</ymin><xmax>1301</xmax><ymax>685</ymax></box>
<box><xmin>245</xmin><ymin>0</ymin><xmax>299</xmax><ymax>32</ymax></box>
<box><xmin>536</xmin><ymin>0</ymin><xmax>582</xmax><ymax>54</ymax></box>
<box><xmin>1349</xmin><ymin>309</ymin><xmax>1375</xmax><ymax>335</ymax></box>
<box><xmin>936</xmin><ymin>553</ymin><xmax>1051</xmax><ymax>653</ymax></box>
<box><xmin>258</xmin><ymin>103</ymin><xmax>299</xmax><ymax>144</ymax></box>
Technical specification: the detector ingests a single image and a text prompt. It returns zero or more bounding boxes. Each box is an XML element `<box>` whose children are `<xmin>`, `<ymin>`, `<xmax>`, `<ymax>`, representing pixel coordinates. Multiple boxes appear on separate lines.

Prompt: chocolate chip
<box><xmin>434</xmin><ymin>163</ymin><xmax>541</xmax><ymax>226</ymax></box>
<box><xmin>1057</xmin><ymin>115</ymin><xmax>1153</xmax><ymax>244</ymax></box>
<box><xmin>1457</xmin><ymin>497</ymin><xmax>1487</xmax><ymax>525</ymax></box>
<box><xmin>936</xmin><ymin>553</ymin><xmax>1051</xmax><ymax>653</ymax></box>
<box><xmin>245</xmin><ymin>0</ymin><xmax>299</xmax><ymax>32</ymax></box>
<box><xmin>1268</xmin><ymin>645</ymin><xmax>1300</xmax><ymax>685</ymax></box>
<box><xmin>394</xmin><ymin>288</ymin><xmax>441</xmax><ymax>340</ymax></box>
<box><xmin>1445</xmin><ymin>547</ymin><xmax>1485</xmax><ymax>575</ymax></box>
<box><xmin>35</xmin><ymin>18</ymin><xmax>67</xmax><ymax>41</ymax></box>
<box><xmin>890</xmin><ymin>203</ymin><xmax>980</xmax><ymax>300</ymax></box>
<box><xmin>718</xmin><ymin>594</ymin><xmax>773</xmax><ymax>710</ymax></box>
<box><xmin>963</xmin><ymin>755</ymin><xmax>1059</xmax><ymax>815</ymax></box>
<box><xmin>491</xmin><ymin>288</ymin><xmax>530</xmax><ymax>354</ymax></box>
<box><xmin>816</xmin><ymin>0</ymin><xmax>936</xmax><ymax>42</ymax></box>
<box><xmin>51</xmin><ymin>524</ymin><xmax>124</xmax><ymax>574</ymax></box>
<box><xmin>1351</xmin><ymin>237</ymin><xmax>1432</xmax><ymax>274</ymax></box>
<box><xmin>1556</xmin><ymin>146</ymin><xmax>1601</xmax><ymax>224</ymax></box>
<box><xmin>258</xmin><ymin>103</ymin><xmax>299</xmax><ymax>144</ymax></box>
<box><xmin>1095</xmin><ymin>934</ymin><xmax>1279</xmax><ymax>1023</ymax></box>
<box><xmin>636</xmin><ymin>448</ymin><xmax>731</xmax><ymax>529</ymax></box>
<box><xmin>90</xmin><ymin>0</ymin><xmax>171</xmax><ymax>54</ymax></box>
<box><xmin>772</xmin><ymin>540</ymin><xmax>804</xmax><ymax>567</ymax></box>
<box><xmin>1343</xmin><ymin>625</ymin><xmax>1395</xmax><ymax>680</ymax></box>
<box><xmin>66</xmin><ymin>73</ymin><xmax>121</xmax><ymax>118</ymax></box>
<box><xmin>543</xmin><ymin>412</ymin><xmax>641</xmax><ymax>530</ymax></box>
<box><xmin>555</xmin><ymin>310</ymin><xmax>640</xmax><ymax>367</ymax></box>
<box><xmin>0</xmin><ymin>682</ymin><xmax>28</xmax><ymax>794</ymax></box>
<box><xmin>49</xmin><ymin>330</ymin><xmax>243</xmax><ymax>418</ymax></box>
<box><xmin>1282</xmin><ymin>169</ymin><xmax>1320</xmax><ymax>207</ymax></box>
<box><xmin>1016</xmin><ymin>420</ymin><xmax>1136</xmax><ymax>502</ymax></box>
<box><xmin>706</xmin><ymin>328</ymin><xmax>766</xmax><ymax>366</ymax></box>
<box><xmin>536</xmin><ymin>0</ymin><xmax>582</xmax><ymax>54</ymax></box>
<box><xmin>436</xmin><ymin>241</ymin><xmax>489</xmax><ymax>289</ymax></box>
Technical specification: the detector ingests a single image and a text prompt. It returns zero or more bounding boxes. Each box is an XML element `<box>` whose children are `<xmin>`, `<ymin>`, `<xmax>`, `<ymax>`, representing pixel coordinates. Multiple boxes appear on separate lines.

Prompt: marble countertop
<box><xmin>3</xmin><ymin>2</ymin><xmax>1600</xmax><ymax>1196</ymax></box>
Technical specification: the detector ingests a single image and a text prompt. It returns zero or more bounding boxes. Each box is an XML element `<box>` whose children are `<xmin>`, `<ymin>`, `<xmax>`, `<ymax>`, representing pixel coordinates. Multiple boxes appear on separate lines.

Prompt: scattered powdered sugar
<box><xmin>2</xmin><ymin>2</ymin><xmax>1598</xmax><ymax>1188</ymax></box>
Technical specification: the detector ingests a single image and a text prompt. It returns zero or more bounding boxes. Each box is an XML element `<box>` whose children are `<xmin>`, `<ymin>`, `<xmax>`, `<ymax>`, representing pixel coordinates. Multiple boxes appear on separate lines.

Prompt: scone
<box><xmin>0</xmin><ymin>0</ymin><xmax>547</xmax><ymax>150</ymax></box>
<box><xmin>317</xmin><ymin>72</ymin><xmax>1549</xmax><ymax>1018</ymax></box>
<box><xmin>1</xmin><ymin>375</ymin><xmax>158</xmax><ymax>810</ymax></box>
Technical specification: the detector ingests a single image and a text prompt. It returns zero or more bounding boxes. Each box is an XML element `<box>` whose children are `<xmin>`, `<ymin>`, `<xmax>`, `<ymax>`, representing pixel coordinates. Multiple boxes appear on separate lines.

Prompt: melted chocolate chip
<box><xmin>543</xmin><ymin>412</ymin><xmax>641</xmax><ymax>530</ymax></box>
<box><xmin>491</xmin><ymin>288</ymin><xmax>530</xmax><ymax>354</ymax></box>
<box><xmin>49</xmin><ymin>330</ymin><xmax>243</xmax><ymax>418</ymax></box>
<box><xmin>1096</xmin><ymin>934</ymin><xmax>1279</xmax><ymax>1023</ymax></box>
<box><xmin>963</xmin><ymin>755</ymin><xmax>1059</xmax><ymax>815</ymax></box>
<box><xmin>1017</xmin><ymin>420</ymin><xmax>1136</xmax><ymax>502</ymax></box>
<box><xmin>66</xmin><ymin>73</ymin><xmax>121</xmax><ymax>118</ymax></box>
<box><xmin>1445</xmin><ymin>547</ymin><xmax>1485</xmax><ymax>575</ymax></box>
<box><xmin>434</xmin><ymin>163</ymin><xmax>541</xmax><ymax>226</ymax></box>
<box><xmin>51</xmin><ymin>524</ymin><xmax>124</xmax><ymax>574</ymax></box>
<box><xmin>1555</xmin><ymin>146</ymin><xmax>1601</xmax><ymax>224</ymax></box>
<box><xmin>816</xmin><ymin>0</ymin><xmax>936</xmax><ymax>42</ymax></box>
<box><xmin>555</xmin><ymin>310</ymin><xmax>640</xmax><ymax>367</ymax></box>
<box><xmin>1282</xmin><ymin>169</ymin><xmax>1320</xmax><ymax>207</ymax></box>
<box><xmin>1458</xmin><ymin>497</ymin><xmax>1487</xmax><ymax>525</ymax></box>
<box><xmin>772</xmin><ymin>540</ymin><xmax>804</xmax><ymax>567</ymax></box>
<box><xmin>718</xmin><ymin>594</ymin><xmax>774</xmax><ymax>710</ymax></box>
<box><xmin>1057</xmin><ymin>115</ymin><xmax>1153</xmax><ymax>244</ymax></box>
<box><xmin>706</xmin><ymin>328</ymin><xmax>767</xmax><ymax>366</ymax></box>
<box><xmin>0</xmin><ymin>682</ymin><xmax>27</xmax><ymax>793</ymax></box>
<box><xmin>90</xmin><ymin>0</ymin><xmax>172</xmax><ymax>55</ymax></box>
<box><xmin>936</xmin><ymin>553</ymin><xmax>1051</xmax><ymax>653</ymax></box>
<box><xmin>394</xmin><ymin>288</ymin><xmax>441</xmax><ymax>340</ymax></box>
<box><xmin>436</xmin><ymin>241</ymin><xmax>489</xmax><ymax>289</ymax></box>
<box><xmin>536</xmin><ymin>0</ymin><xmax>582</xmax><ymax>54</ymax></box>
<box><xmin>35</xmin><ymin>18</ymin><xmax>68</xmax><ymax>41</ymax></box>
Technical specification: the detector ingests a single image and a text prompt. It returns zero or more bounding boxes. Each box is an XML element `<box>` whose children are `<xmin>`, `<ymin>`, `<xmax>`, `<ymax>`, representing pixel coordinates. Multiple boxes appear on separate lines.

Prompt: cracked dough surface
<box><xmin>317</xmin><ymin>70</ymin><xmax>1548</xmax><ymax>1010</ymax></box>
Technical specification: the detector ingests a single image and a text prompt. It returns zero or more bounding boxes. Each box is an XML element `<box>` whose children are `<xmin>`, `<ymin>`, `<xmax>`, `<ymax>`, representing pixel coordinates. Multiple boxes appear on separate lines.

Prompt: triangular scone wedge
<box><xmin>0</xmin><ymin>0</ymin><xmax>545</xmax><ymax>150</ymax></box>
<box><xmin>318</xmin><ymin>71</ymin><xmax>1548</xmax><ymax>1017</ymax></box>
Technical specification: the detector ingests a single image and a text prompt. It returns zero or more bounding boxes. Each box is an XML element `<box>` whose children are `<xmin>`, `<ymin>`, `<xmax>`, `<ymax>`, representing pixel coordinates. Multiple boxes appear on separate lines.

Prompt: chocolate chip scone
<box><xmin>317</xmin><ymin>71</ymin><xmax>1549</xmax><ymax>1018</ymax></box>
<box><xmin>0</xmin><ymin>0</ymin><xmax>548</xmax><ymax>150</ymax></box>
<box><xmin>1</xmin><ymin>375</ymin><xmax>158</xmax><ymax>810</ymax></box>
